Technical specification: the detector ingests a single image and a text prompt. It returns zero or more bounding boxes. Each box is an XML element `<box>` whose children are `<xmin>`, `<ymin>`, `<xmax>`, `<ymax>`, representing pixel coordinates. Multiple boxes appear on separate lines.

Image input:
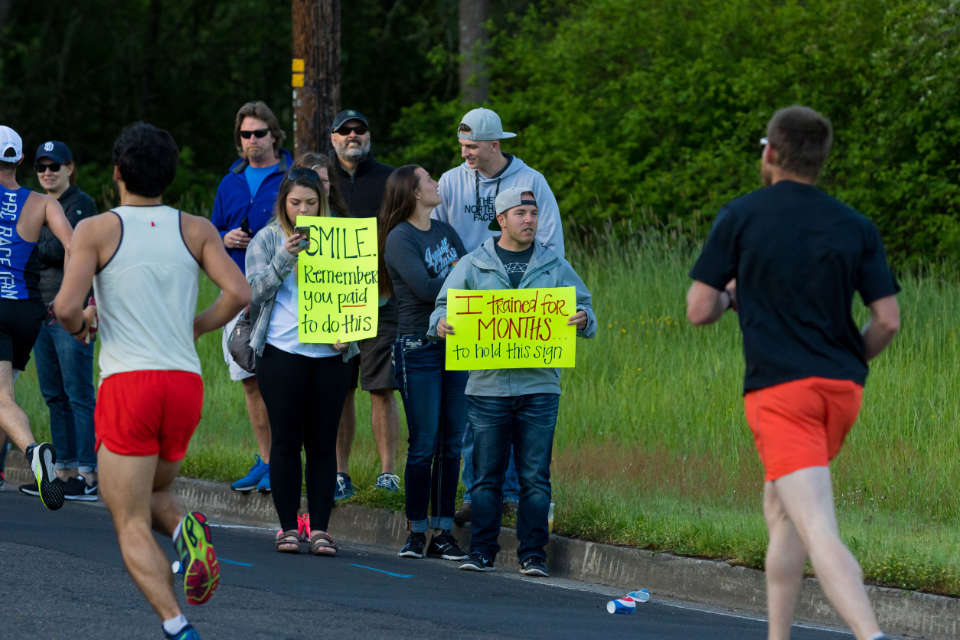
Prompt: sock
<box><xmin>867</xmin><ymin>634</ymin><xmax>886</xmax><ymax>640</ymax></box>
<box><xmin>162</xmin><ymin>614</ymin><xmax>189</xmax><ymax>636</ymax></box>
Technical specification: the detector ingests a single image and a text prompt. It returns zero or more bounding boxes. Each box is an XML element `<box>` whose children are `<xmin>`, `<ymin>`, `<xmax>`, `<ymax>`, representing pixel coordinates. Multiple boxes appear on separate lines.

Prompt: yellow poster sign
<box><xmin>296</xmin><ymin>216</ymin><xmax>378</xmax><ymax>343</ymax></box>
<box><xmin>445</xmin><ymin>287</ymin><xmax>577</xmax><ymax>370</ymax></box>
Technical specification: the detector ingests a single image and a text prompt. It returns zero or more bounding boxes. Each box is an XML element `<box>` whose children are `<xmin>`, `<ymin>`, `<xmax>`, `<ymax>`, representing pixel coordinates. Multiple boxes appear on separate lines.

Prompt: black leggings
<box><xmin>257</xmin><ymin>344</ymin><xmax>351</xmax><ymax>532</ymax></box>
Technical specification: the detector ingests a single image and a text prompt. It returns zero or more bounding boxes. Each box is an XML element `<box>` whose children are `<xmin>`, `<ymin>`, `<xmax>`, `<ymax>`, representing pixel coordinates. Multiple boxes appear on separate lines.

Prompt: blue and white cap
<box><xmin>35</xmin><ymin>140</ymin><xmax>73</xmax><ymax>165</ymax></box>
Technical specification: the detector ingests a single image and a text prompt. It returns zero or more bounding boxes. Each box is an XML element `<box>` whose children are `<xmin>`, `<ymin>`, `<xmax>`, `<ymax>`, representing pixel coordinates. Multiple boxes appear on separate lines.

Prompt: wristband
<box><xmin>71</xmin><ymin>319</ymin><xmax>87</xmax><ymax>336</ymax></box>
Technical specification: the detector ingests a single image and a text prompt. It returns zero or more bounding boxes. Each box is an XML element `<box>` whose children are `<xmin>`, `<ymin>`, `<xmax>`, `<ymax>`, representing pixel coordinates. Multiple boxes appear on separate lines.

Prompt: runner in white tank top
<box><xmin>54</xmin><ymin>123</ymin><xmax>249</xmax><ymax>640</ymax></box>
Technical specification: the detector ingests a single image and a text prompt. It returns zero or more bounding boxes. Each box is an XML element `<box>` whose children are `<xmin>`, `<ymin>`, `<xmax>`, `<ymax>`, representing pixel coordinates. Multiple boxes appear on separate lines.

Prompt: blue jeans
<box><xmin>461</xmin><ymin>424</ymin><xmax>520</xmax><ymax>504</ymax></box>
<box><xmin>468</xmin><ymin>393</ymin><xmax>559</xmax><ymax>562</ymax></box>
<box><xmin>394</xmin><ymin>337</ymin><xmax>468</xmax><ymax>532</ymax></box>
<box><xmin>33</xmin><ymin>321</ymin><xmax>97</xmax><ymax>472</ymax></box>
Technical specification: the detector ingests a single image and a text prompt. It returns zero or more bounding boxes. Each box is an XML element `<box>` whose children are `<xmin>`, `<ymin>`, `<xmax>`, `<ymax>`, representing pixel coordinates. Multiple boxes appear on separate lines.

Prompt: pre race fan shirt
<box><xmin>690</xmin><ymin>180</ymin><xmax>900</xmax><ymax>393</ymax></box>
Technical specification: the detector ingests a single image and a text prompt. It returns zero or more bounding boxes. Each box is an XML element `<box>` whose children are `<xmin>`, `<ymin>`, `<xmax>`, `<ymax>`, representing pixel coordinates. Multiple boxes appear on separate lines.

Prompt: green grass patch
<box><xmin>13</xmin><ymin>232</ymin><xmax>959</xmax><ymax>596</ymax></box>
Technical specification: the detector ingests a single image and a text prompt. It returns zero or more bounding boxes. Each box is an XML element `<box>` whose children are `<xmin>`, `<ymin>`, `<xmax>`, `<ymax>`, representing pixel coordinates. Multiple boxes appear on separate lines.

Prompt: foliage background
<box><xmin>2</xmin><ymin>0</ymin><xmax>958</xmax><ymax>264</ymax></box>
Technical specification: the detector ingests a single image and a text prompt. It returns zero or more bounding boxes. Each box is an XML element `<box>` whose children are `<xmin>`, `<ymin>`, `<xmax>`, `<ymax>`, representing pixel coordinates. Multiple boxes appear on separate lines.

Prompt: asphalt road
<box><xmin>0</xmin><ymin>488</ymin><xmax>850</xmax><ymax>639</ymax></box>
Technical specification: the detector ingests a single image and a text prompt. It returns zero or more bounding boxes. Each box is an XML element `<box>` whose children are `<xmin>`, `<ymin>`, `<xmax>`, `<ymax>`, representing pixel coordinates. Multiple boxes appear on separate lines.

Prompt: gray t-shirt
<box><xmin>385</xmin><ymin>220</ymin><xmax>466</xmax><ymax>335</ymax></box>
<box><xmin>494</xmin><ymin>243</ymin><xmax>534</xmax><ymax>288</ymax></box>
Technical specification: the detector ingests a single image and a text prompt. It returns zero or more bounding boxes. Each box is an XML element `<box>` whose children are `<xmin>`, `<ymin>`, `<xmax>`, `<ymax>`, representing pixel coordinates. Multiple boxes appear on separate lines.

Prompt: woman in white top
<box><xmin>246</xmin><ymin>168</ymin><xmax>356</xmax><ymax>555</ymax></box>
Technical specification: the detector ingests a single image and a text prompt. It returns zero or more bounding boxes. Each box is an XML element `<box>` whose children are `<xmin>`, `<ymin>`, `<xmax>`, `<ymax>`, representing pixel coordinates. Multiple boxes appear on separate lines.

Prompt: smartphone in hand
<box><xmin>294</xmin><ymin>225</ymin><xmax>311</xmax><ymax>249</ymax></box>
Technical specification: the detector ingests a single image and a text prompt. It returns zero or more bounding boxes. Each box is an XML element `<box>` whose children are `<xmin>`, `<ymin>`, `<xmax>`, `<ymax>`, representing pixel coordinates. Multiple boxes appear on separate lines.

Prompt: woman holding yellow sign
<box><xmin>245</xmin><ymin>168</ymin><xmax>358</xmax><ymax>555</ymax></box>
<box><xmin>380</xmin><ymin>165</ymin><xmax>470</xmax><ymax>561</ymax></box>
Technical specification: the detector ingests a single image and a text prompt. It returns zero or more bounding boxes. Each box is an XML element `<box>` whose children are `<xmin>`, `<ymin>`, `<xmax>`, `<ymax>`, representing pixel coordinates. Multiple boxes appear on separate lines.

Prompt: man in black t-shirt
<box><xmin>328</xmin><ymin>109</ymin><xmax>401</xmax><ymax>499</ymax></box>
<box><xmin>687</xmin><ymin>106</ymin><xmax>899</xmax><ymax>640</ymax></box>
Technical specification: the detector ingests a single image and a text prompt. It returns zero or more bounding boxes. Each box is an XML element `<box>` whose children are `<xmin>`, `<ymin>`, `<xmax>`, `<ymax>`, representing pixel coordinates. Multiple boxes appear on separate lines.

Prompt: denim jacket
<box><xmin>245</xmin><ymin>221</ymin><xmax>359</xmax><ymax>361</ymax></box>
<box><xmin>428</xmin><ymin>237</ymin><xmax>597</xmax><ymax>397</ymax></box>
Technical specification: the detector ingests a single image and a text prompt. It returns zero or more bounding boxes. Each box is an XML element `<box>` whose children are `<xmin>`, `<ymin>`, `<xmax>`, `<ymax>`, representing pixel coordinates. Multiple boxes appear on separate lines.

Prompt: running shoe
<box><xmin>255</xmin><ymin>471</ymin><xmax>271</xmax><ymax>494</ymax></box>
<box><xmin>28</xmin><ymin>443</ymin><xmax>64</xmax><ymax>510</ymax></box>
<box><xmin>62</xmin><ymin>476</ymin><xmax>98</xmax><ymax>502</ymax></box>
<box><xmin>519</xmin><ymin>556</ymin><xmax>549</xmax><ymax>577</ymax></box>
<box><xmin>0</xmin><ymin>471</ymin><xmax>4</xmax><ymax>490</ymax></box>
<box><xmin>164</xmin><ymin>623</ymin><xmax>202</xmax><ymax>639</ymax></box>
<box><xmin>334</xmin><ymin>472</ymin><xmax>354</xmax><ymax>501</ymax></box>
<box><xmin>375</xmin><ymin>472</ymin><xmax>400</xmax><ymax>492</ymax></box>
<box><xmin>230</xmin><ymin>454</ymin><xmax>268</xmax><ymax>492</ymax></box>
<box><xmin>297</xmin><ymin>513</ymin><xmax>312</xmax><ymax>542</ymax></box>
<box><xmin>458</xmin><ymin>552</ymin><xmax>495</xmax><ymax>572</ymax></box>
<box><xmin>172</xmin><ymin>511</ymin><xmax>220</xmax><ymax>605</ymax></box>
<box><xmin>398</xmin><ymin>532</ymin><xmax>426</xmax><ymax>558</ymax></box>
<box><xmin>426</xmin><ymin>532</ymin><xmax>468</xmax><ymax>561</ymax></box>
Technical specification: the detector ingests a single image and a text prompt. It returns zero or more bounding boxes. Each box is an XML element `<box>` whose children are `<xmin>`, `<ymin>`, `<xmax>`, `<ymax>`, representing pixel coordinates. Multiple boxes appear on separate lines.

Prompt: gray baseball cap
<box><xmin>495</xmin><ymin>186</ymin><xmax>536</xmax><ymax>215</ymax></box>
<box><xmin>458</xmin><ymin>108</ymin><xmax>516</xmax><ymax>141</ymax></box>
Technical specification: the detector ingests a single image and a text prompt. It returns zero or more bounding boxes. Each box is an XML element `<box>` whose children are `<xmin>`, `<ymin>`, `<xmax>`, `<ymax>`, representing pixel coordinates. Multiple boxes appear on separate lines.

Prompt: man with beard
<box><xmin>328</xmin><ymin>109</ymin><xmax>401</xmax><ymax>499</ymax></box>
<box><xmin>212</xmin><ymin>101</ymin><xmax>292</xmax><ymax>495</ymax></box>
<box><xmin>687</xmin><ymin>105</ymin><xmax>899</xmax><ymax>640</ymax></box>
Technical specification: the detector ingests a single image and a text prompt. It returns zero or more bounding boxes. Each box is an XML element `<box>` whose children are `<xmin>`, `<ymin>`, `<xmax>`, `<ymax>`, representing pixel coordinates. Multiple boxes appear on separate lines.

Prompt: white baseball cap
<box><xmin>0</xmin><ymin>125</ymin><xmax>23</xmax><ymax>163</ymax></box>
<box><xmin>458</xmin><ymin>108</ymin><xmax>516</xmax><ymax>141</ymax></box>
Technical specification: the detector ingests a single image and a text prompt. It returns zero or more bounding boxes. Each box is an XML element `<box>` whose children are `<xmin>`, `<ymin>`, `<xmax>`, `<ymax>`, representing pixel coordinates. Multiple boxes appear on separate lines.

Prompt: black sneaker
<box><xmin>19</xmin><ymin>477</ymin><xmax>65</xmax><ymax>499</ymax></box>
<box><xmin>26</xmin><ymin>443</ymin><xmax>64</xmax><ymax>510</ymax></box>
<box><xmin>519</xmin><ymin>556</ymin><xmax>549</xmax><ymax>577</ymax></box>
<box><xmin>398</xmin><ymin>532</ymin><xmax>426</xmax><ymax>559</ymax></box>
<box><xmin>63</xmin><ymin>476</ymin><xmax>98</xmax><ymax>501</ymax></box>
<box><xmin>426</xmin><ymin>532</ymin><xmax>468</xmax><ymax>560</ymax></box>
<box><xmin>458</xmin><ymin>552</ymin><xmax>495</xmax><ymax>572</ymax></box>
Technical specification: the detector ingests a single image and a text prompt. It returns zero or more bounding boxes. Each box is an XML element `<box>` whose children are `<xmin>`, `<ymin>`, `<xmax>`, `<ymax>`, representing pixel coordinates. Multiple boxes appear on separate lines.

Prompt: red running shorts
<box><xmin>95</xmin><ymin>370</ymin><xmax>204</xmax><ymax>461</ymax></box>
<box><xmin>744</xmin><ymin>376</ymin><xmax>863</xmax><ymax>482</ymax></box>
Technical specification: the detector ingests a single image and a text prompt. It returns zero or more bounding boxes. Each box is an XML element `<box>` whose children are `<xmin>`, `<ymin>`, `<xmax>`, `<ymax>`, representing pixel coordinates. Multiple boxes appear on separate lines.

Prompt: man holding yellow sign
<box><xmin>428</xmin><ymin>187</ymin><xmax>596</xmax><ymax>577</ymax></box>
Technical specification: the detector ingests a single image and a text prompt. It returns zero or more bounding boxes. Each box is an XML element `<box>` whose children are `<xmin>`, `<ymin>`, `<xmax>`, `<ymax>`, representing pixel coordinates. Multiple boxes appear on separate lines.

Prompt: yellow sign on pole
<box><xmin>296</xmin><ymin>216</ymin><xmax>379</xmax><ymax>344</ymax></box>
<box><xmin>445</xmin><ymin>287</ymin><xmax>577</xmax><ymax>370</ymax></box>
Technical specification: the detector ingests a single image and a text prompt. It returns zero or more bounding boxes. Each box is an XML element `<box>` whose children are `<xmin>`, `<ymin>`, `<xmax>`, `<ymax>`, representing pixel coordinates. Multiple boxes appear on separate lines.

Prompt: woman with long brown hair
<box><xmin>379</xmin><ymin>165</ymin><xmax>469</xmax><ymax>560</ymax></box>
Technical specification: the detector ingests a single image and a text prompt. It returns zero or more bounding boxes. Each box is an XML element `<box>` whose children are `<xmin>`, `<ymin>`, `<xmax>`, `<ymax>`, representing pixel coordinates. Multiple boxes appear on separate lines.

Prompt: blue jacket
<box><xmin>211</xmin><ymin>149</ymin><xmax>292</xmax><ymax>273</ymax></box>
<box><xmin>428</xmin><ymin>237</ymin><xmax>596</xmax><ymax>397</ymax></box>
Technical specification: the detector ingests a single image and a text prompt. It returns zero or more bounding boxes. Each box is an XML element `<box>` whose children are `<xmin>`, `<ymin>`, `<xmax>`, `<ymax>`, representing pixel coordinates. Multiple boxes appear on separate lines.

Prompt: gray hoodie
<box><xmin>428</xmin><ymin>237</ymin><xmax>595</xmax><ymax>397</ymax></box>
<box><xmin>431</xmin><ymin>155</ymin><xmax>564</xmax><ymax>257</ymax></box>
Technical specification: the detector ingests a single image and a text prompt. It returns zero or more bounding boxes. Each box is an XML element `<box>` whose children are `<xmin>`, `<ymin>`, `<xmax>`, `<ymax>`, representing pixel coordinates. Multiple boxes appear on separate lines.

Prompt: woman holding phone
<box><xmin>380</xmin><ymin>165</ymin><xmax>469</xmax><ymax>560</ymax></box>
<box><xmin>246</xmin><ymin>168</ymin><xmax>358</xmax><ymax>554</ymax></box>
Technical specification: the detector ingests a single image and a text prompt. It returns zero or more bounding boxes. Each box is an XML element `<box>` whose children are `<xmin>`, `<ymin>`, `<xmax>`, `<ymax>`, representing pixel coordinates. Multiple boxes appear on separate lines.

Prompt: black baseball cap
<box><xmin>35</xmin><ymin>140</ymin><xmax>73</xmax><ymax>164</ymax></box>
<box><xmin>331</xmin><ymin>109</ymin><xmax>369</xmax><ymax>132</ymax></box>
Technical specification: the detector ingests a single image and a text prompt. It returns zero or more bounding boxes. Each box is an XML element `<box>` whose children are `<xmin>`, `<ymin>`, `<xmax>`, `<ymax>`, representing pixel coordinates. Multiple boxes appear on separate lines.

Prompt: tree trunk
<box><xmin>459</xmin><ymin>0</ymin><xmax>489</xmax><ymax>103</ymax></box>
<box><xmin>292</xmin><ymin>0</ymin><xmax>340</xmax><ymax>157</ymax></box>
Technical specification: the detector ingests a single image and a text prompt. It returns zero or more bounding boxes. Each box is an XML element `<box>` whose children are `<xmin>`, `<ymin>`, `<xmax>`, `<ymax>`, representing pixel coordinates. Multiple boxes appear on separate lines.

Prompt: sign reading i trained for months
<box><xmin>296</xmin><ymin>215</ymin><xmax>378</xmax><ymax>344</ymax></box>
<box><xmin>445</xmin><ymin>287</ymin><xmax>577</xmax><ymax>370</ymax></box>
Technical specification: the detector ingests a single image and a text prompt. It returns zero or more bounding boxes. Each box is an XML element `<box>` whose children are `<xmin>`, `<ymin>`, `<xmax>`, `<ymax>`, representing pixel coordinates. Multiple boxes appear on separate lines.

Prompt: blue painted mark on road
<box><xmin>218</xmin><ymin>557</ymin><xmax>254</xmax><ymax>567</ymax></box>
<box><xmin>349</xmin><ymin>563</ymin><xmax>414</xmax><ymax>579</ymax></box>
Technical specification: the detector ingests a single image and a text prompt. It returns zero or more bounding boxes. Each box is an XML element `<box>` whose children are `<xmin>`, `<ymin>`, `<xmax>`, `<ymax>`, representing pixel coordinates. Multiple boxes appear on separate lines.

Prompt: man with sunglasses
<box><xmin>687</xmin><ymin>106</ymin><xmax>899</xmax><ymax>640</ymax></box>
<box><xmin>328</xmin><ymin>109</ymin><xmax>401</xmax><ymax>499</ymax></box>
<box><xmin>212</xmin><ymin>101</ymin><xmax>292</xmax><ymax>495</ymax></box>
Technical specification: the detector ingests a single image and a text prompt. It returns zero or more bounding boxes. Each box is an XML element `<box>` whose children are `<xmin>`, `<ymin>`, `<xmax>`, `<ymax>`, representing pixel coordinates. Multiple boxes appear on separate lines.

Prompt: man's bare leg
<box><xmin>774</xmin><ymin>466</ymin><xmax>882</xmax><ymax>640</ymax></box>
<box><xmin>763</xmin><ymin>481</ymin><xmax>810</xmax><ymax>640</ymax></box>
<box><xmin>241</xmin><ymin>376</ymin><xmax>270</xmax><ymax>463</ymax></box>
<box><xmin>336</xmin><ymin>388</ymin><xmax>356</xmax><ymax>474</ymax></box>
<box><xmin>99</xmin><ymin>445</ymin><xmax>182</xmax><ymax>621</ymax></box>
<box><xmin>370</xmin><ymin>389</ymin><xmax>399</xmax><ymax>474</ymax></box>
<box><xmin>0</xmin><ymin>362</ymin><xmax>37</xmax><ymax>453</ymax></box>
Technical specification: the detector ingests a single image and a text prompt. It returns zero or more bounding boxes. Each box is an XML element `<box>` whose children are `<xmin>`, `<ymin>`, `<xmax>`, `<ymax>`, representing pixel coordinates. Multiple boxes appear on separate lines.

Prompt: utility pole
<box><xmin>459</xmin><ymin>0</ymin><xmax>489</xmax><ymax>103</ymax></box>
<box><xmin>292</xmin><ymin>0</ymin><xmax>340</xmax><ymax>156</ymax></box>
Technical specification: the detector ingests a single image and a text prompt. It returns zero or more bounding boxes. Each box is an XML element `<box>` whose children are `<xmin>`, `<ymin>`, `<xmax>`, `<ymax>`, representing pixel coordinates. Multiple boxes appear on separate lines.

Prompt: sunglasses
<box><xmin>239</xmin><ymin>128</ymin><xmax>270</xmax><ymax>139</ymax></box>
<box><xmin>335</xmin><ymin>124</ymin><xmax>368</xmax><ymax>136</ymax></box>
<box><xmin>287</xmin><ymin>167</ymin><xmax>324</xmax><ymax>184</ymax></box>
<box><xmin>35</xmin><ymin>162</ymin><xmax>62</xmax><ymax>173</ymax></box>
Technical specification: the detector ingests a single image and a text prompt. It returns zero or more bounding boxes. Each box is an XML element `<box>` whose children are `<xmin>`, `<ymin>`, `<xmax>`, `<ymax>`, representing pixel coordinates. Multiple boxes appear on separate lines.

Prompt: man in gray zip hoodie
<box><xmin>428</xmin><ymin>187</ymin><xmax>595</xmax><ymax>576</ymax></box>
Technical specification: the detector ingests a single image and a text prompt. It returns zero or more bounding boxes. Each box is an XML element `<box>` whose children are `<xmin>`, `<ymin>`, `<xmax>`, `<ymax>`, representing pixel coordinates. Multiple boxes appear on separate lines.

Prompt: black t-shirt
<box><xmin>385</xmin><ymin>220</ymin><xmax>466</xmax><ymax>335</ymax></box>
<box><xmin>494</xmin><ymin>243</ymin><xmax>534</xmax><ymax>288</ymax></box>
<box><xmin>690</xmin><ymin>180</ymin><xmax>900</xmax><ymax>392</ymax></box>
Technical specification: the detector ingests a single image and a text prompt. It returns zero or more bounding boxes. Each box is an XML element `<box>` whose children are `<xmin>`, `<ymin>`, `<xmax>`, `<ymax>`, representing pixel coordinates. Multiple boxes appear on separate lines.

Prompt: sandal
<box><xmin>309</xmin><ymin>530</ymin><xmax>338</xmax><ymax>556</ymax></box>
<box><xmin>275</xmin><ymin>529</ymin><xmax>300</xmax><ymax>553</ymax></box>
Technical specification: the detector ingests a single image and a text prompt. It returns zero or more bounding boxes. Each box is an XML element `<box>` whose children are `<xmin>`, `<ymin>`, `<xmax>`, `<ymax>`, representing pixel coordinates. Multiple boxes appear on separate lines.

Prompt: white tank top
<box><xmin>93</xmin><ymin>205</ymin><xmax>201</xmax><ymax>379</ymax></box>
